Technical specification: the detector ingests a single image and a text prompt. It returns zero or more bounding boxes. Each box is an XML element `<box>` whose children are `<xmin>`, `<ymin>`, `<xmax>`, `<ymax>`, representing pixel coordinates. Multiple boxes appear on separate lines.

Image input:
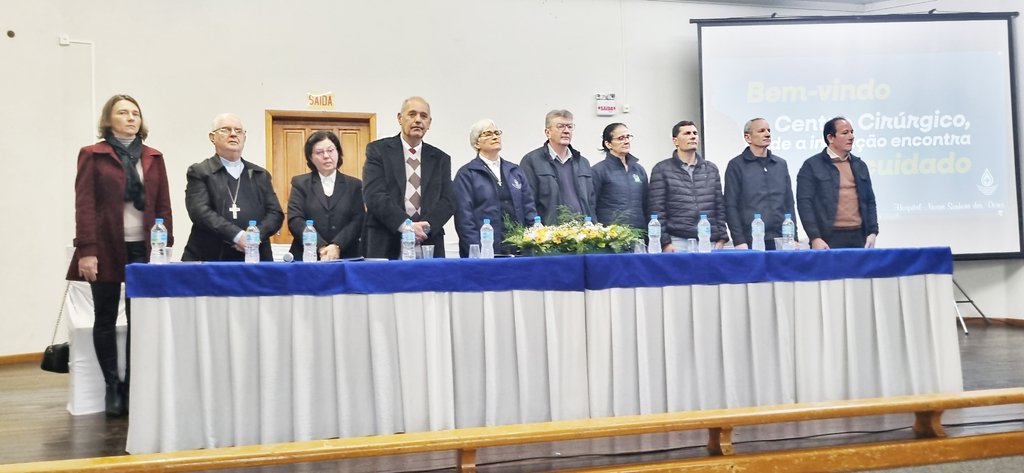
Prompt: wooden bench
<box><xmin>2</xmin><ymin>388</ymin><xmax>1022</xmax><ymax>473</ymax></box>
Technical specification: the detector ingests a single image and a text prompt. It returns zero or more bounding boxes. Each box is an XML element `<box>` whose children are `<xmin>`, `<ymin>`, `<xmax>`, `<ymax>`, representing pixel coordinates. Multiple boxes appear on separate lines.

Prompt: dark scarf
<box><xmin>105</xmin><ymin>132</ymin><xmax>146</xmax><ymax>211</ymax></box>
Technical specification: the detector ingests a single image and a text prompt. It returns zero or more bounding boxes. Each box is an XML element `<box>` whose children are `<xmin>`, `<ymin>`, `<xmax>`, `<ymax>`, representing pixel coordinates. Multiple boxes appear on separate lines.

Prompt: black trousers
<box><xmin>825</xmin><ymin>228</ymin><xmax>866</xmax><ymax>249</ymax></box>
<box><xmin>91</xmin><ymin>241</ymin><xmax>146</xmax><ymax>385</ymax></box>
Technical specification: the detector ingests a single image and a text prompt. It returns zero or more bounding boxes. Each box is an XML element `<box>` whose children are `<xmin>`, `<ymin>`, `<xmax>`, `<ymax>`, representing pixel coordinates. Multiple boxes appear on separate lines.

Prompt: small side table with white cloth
<box><xmin>66</xmin><ymin>281</ymin><xmax>128</xmax><ymax>415</ymax></box>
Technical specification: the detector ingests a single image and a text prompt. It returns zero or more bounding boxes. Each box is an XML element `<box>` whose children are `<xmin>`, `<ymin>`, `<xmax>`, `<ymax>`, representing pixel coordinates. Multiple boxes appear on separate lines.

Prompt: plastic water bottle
<box><xmin>480</xmin><ymin>218</ymin><xmax>495</xmax><ymax>259</ymax></box>
<box><xmin>782</xmin><ymin>215</ymin><xmax>798</xmax><ymax>249</ymax></box>
<box><xmin>647</xmin><ymin>214</ymin><xmax>661</xmax><ymax>254</ymax></box>
<box><xmin>532</xmin><ymin>215</ymin><xmax>543</xmax><ymax>229</ymax></box>
<box><xmin>245</xmin><ymin>220</ymin><xmax>260</xmax><ymax>263</ymax></box>
<box><xmin>751</xmin><ymin>214</ymin><xmax>766</xmax><ymax>251</ymax></box>
<box><xmin>149</xmin><ymin>218</ymin><xmax>168</xmax><ymax>264</ymax></box>
<box><xmin>401</xmin><ymin>219</ymin><xmax>416</xmax><ymax>261</ymax></box>
<box><xmin>782</xmin><ymin>216</ymin><xmax>798</xmax><ymax>241</ymax></box>
<box><xmin>302</xmin><ymin>220</ymin><xmax>317</xmax><ymax>262</ymax></box>
<box><xmin>584</xmin><ymin>216</ymin><xmax>595</xmax><ymax>228</ymax></box>
<box><xmin>697</xmin><ymin>214</ymin><xmax>712</xmax><ymax>253</ymax></box>
<box><xmin>781</xmin><ymin>214</ymin><xmax>796</xmax><ymax>251</ymax></box>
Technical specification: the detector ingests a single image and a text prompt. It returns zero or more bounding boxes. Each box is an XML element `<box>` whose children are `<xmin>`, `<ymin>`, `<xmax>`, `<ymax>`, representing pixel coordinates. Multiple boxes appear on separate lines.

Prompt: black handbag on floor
<box><xmin>41</xmin><ymin>282</ymin><xmax>71</xmax><ymax>374</ymax></box>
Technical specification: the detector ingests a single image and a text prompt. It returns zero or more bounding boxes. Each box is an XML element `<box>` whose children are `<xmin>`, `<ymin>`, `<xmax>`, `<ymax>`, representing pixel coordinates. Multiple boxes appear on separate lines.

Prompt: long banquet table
<box><xmin>124</xmin><ymin>247</ymin><xmax>963</xmax><ymax>454</ymax></box>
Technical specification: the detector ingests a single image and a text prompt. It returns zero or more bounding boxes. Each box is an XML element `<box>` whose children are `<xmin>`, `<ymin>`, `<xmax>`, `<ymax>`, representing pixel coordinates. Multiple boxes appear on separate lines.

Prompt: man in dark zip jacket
<box><xmin>725</xmin><ymin>118</ymin><xmax>798</xmax><ymax>250</ymax></box>
<box><xmin>520</xmin><ymin>110</ymin><xmax>594</xmax><ymax>224</ymax></box>
<box><xmin>648</xmin><ymin>121</ymin><xmax>729</xmax><ymax>251</ymax></box>
<box><xmin>796</xmin><ymin>116</ymin><xmax>878</xmax><ymax>249</ymax></box>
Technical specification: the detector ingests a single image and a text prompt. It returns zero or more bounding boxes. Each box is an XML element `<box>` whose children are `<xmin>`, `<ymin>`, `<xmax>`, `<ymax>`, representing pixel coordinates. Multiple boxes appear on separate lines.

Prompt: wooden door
<box><xmin>266</xmin><ymin>110</ymin><xmax>376</xmax><ymax>244</ymax></box>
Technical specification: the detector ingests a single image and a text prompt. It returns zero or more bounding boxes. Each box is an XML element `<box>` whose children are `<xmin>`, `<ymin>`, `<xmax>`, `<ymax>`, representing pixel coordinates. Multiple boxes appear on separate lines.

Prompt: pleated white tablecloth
<box><xmin>124</xmin><ymin>248</ymin><xmax>961</xmax><ymax>454</ymax></box>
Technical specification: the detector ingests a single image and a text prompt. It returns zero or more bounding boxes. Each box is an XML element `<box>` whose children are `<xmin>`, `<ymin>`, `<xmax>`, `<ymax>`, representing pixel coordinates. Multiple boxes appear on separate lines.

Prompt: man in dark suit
<box><xmin>362</xmin><ymin>97</ymin><xmax>456</xmax><ymax>259</ymax></box>
<box><xmin>182</xmin><ymin>113</ymin><xmax>284</xmax><ymax>261</ymax></box>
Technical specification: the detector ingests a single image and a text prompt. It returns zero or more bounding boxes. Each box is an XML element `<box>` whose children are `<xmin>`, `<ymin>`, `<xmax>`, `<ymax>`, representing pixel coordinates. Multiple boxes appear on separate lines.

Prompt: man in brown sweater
<box><xmin>795</xmin><ymin>117</ymin><xmax>879</xmax><ymax>249</ymax></box>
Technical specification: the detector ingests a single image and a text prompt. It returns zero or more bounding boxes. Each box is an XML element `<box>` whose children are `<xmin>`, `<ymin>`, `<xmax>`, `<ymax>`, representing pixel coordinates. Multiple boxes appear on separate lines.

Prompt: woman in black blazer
<box><xmin>287</xmin><ymin>131</ymin><xmax>365</xmax><ymax>260</ymax></box>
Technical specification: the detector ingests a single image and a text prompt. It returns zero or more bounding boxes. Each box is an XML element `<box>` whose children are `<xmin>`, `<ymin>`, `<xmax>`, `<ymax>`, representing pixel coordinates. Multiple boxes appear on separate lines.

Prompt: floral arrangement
<box><xmin>503</xmin><ymin>207</ymin><xmax>644</xmax><ymax>255</ymax></box>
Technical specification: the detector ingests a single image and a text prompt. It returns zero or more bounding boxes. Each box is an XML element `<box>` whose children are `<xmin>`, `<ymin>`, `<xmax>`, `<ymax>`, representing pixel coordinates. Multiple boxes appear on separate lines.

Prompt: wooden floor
<box><xmin>1</xmin><ymin>322</ymin><xmax>1022</xmax><ymax>472</ymax></box>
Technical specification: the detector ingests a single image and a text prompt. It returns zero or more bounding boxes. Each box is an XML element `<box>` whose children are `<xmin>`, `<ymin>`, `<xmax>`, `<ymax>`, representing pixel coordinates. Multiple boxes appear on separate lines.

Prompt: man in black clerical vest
<box><xmin>182</xmin><ymin>113</ymin><xmax>283</xmax><ymax>261</ymax></box>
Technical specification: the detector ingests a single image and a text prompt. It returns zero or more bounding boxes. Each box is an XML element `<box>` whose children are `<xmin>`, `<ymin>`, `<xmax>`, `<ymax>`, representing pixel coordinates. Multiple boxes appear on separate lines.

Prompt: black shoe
<box><xmin>105</xmin><ymin>381</ymin><xmax>125</xmax><ymax>417</ymax></box>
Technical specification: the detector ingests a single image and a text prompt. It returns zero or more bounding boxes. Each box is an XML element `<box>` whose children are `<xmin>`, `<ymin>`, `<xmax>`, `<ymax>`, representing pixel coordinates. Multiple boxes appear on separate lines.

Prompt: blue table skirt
<box><xmin>126</xmin><ymin>247</ymin><xmax>953</xmax><ymax>299</ymax></box>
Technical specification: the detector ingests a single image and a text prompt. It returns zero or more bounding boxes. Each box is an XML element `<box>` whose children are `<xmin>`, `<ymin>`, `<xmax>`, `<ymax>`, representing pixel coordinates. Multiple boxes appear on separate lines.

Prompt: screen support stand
<box><xmin>952</xmin><ymin>279</ymin><xmax>990</xmax><ymax>335</ymax></box>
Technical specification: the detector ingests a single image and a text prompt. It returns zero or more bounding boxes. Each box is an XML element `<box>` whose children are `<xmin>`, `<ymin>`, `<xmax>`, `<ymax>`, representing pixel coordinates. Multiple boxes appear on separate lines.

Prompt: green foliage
<box><xmin>503</xmin><ymin>206</ymin><xmax>643</xmax><ymax>255</ymax></box>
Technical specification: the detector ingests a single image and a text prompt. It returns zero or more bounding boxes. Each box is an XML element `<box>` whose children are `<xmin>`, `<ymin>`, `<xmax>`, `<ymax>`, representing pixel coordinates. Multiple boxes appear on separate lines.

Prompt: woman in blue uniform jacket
<box><xmin>592</xmin><ymin>122</ymin><xmax>649</xmax><ymax>230</ymax></box>
<box><xmin>454</xmin><ymin>119</ymin><xmax>538</xmax><ymax>257</ymax></box>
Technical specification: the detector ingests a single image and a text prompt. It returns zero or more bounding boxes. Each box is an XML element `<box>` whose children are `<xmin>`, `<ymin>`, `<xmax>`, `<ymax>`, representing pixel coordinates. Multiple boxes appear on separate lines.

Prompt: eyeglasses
<box><xmin>313</xmin><ymin>147</ymin><xmax>337</xmax><ymax>156</ymax></box>
<box><xmin>215</xmin><ymin>127</ymin><xmax>245</xmax><ymax>135</ymax></box>
<box><xmin>552</xmin><ymin>123</ymin><xmax>575</xmax><ymax>131</ymax></box>
<box><xmin>613</xmin><ymin>134</ymin><xmax>634</xmax><ymax>142</ymax></box>
<box><xmin>479</xmin><ymin>130</ymin><xmax>503</xmax><ymax>139</ymax></box>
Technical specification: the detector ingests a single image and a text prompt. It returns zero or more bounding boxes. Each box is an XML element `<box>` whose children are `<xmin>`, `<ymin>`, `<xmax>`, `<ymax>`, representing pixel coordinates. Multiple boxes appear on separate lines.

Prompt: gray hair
<box><xmin>211</xmin><ymin>113</ymin><xmax>244</xmax><ymax>132</ymax></box>
<box><xmin>400</xmin><ymin>96</ymin><xmax>431</xmax><ymax>114</ymax></box>
<box><xmin>544</xmin><ymin>109</ymin><xmax>574</xmax><ymax>128</ymax></box>
<box><xmin>743</xmin><ymin>117</ymin><xmax>767</xmax><ymax>135</ymax></box>
<box><xmin>469</xmin><ymin>118</ymin><xmax>496</xmax><ymax>150</ymax></box>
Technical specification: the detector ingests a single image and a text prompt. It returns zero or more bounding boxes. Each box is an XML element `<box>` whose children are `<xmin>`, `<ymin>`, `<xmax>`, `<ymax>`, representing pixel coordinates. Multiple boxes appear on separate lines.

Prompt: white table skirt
<box><xmin>126</xmin><ymin>273</ymin><xmax>961</xmax><ymax>454</ymax></box>
<box><xmin>66</xmin><ymin>281</ymin><xmax>128</xmax><ymax>415</ymax></box>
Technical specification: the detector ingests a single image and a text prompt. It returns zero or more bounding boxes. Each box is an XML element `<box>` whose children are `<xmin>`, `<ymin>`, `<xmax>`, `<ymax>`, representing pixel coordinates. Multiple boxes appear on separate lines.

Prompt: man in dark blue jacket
<box><xmin>648</xmin><ymin>121</ymin><xmax>728</xmax><ymax>251</ymax></box>
<box><xmin>725</xmin><ymin>118</ymin><xmax>797</xmax><ymax>250</ymax></box>
<box><xmin>796</xmin><ymin>117</ymin><xmax>878</xmax><ymax>249</ymax></box>
<box><xmin>520</xmin><ymin>110</ymin><xmax>594</xmax><ymax>224</ymax></box>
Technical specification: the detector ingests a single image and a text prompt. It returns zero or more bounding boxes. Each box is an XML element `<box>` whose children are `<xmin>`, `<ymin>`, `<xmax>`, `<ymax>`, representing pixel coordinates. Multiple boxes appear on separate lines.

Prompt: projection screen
<box><xmin>695</xmin><ymin>13</ymin><xmax>1022</xmax><ymax>259</ymax></box>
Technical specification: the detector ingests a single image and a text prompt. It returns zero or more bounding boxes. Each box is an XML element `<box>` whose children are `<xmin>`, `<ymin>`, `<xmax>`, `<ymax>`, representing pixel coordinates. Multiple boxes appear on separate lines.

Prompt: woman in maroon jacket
<box><xmin>66</xmin><ymin>94</ymin><xmax>173</xmax><ymax>416</ymax></box>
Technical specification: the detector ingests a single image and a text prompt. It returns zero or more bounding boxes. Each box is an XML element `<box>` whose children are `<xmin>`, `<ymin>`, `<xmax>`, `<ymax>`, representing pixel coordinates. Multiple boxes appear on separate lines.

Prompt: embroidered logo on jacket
<box><xmin>512</xmin><ymin>179</ymin><xmax>523</xmax><ymax>189</ymax></box>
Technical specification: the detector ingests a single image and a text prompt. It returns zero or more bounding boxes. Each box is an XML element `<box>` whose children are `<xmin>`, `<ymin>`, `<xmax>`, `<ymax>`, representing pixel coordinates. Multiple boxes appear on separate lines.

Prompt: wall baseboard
<box><xmin>964</xmin><ymin>317</ymin><xmax>1024</xmax><ymax>328</ymax></box>
<box><xmin>0</xmin><ymin>352</ymin><xmax>44</xmax><ymax>365</ymax></box>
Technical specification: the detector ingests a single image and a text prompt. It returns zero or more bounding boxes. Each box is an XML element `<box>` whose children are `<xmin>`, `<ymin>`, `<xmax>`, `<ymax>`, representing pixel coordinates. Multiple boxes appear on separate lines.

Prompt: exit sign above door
<box><xmin>307</xmin><ymin>92</ymin><xmax>335</xmax><ymax>110</ymax></box>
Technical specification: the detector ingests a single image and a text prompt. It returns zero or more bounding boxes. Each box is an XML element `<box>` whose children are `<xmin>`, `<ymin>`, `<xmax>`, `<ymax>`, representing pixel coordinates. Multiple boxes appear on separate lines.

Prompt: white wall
<box><xmin>1</xmin><ymin>0</ymin><xmax>1022</xmax><ymax>357</ymax></box>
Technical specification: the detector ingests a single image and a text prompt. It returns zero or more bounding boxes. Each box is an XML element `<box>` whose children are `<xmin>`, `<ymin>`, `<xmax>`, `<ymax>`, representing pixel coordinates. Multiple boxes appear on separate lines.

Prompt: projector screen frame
<box><xmin>692</xmin><ymin>12</ymin><xmax>1023</xmax><ymax>261</ymax></box>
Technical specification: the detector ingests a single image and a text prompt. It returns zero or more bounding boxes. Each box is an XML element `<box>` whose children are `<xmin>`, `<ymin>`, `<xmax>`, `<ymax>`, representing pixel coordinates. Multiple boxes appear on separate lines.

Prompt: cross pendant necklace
<box><xmin>226</xmin><ymin>174</ymin><xmax>242</xmax><ymax>220</ymax></box>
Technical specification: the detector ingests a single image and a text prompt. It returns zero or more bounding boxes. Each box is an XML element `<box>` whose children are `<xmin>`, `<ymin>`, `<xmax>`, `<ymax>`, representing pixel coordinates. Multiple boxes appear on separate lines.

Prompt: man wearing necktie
<box><xmin>362</xmin><ymin>97</ymin><xmax>456</xmax><ymax>259</ymax></box>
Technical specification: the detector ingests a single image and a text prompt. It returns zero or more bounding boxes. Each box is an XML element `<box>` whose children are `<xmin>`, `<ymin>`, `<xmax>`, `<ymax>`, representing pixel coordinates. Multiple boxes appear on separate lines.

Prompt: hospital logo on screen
<box><xmin>977</xmin><ymin>169</ymin><xmax>998</xmax><ymax>196</ymax></box>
